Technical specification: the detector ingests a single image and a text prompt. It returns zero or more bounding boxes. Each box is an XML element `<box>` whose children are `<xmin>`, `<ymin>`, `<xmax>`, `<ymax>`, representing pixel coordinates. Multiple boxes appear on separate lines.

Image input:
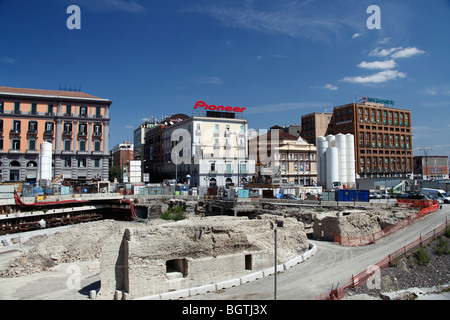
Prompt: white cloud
<box><xmin>351</xmin><ymin>33</ymin><xmax>361</xmax><ymax>39</ymax></box>
<box><xmin>357</xmin><ymin>59</ymin><xmax>397</xmax><ymax>70</ymax></box>
<box><xmin>369</xmin><ymin>46</ymin><xmax>425</xmax><ymax>59</ymax></box>
<box><xmin>191</xmin><ymin>1</ymin><xmax>359</xmax><ymax>43</ymax></box>
<box><xmin>124</xmin><ymin>125</ymin><xmax>134</xmax><ymax>129</ymax></box>
<box><xmin>378</xmin><ymin>37</ymin><xmax>391</xmax><ymax>44</ymax></box>
<box><xmin>323</xmin><ymin>84</ymin><xmax>338</xmax><ymax>91</ymax></box>
<box><xmin>342</xmin><ymin>70</ymin><xmax>407</xmax><ymax>84</ymax></box>
<box><xmin>369</xmin><ymin>47</ymin><xmax>401</xmax><ymax>57</ymax></box>
<box><xmin>391</xmin><ymin>47</ymin><xmax>425</xmax><ymax>59</ymax></box>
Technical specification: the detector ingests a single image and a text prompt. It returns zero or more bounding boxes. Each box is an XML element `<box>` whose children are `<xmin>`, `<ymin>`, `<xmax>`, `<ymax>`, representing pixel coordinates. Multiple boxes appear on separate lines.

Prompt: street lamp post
<box><xmin>274</xmin><ymin>220</ymin><xmax>284</xmax><ymax>300</ymax></box>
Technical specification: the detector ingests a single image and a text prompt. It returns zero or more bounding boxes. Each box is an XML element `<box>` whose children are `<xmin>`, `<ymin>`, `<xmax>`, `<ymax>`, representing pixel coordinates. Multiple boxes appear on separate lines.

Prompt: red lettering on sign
<box><xmin>194</xmin><ymin>101</ymin><xmax>245</xmax><ymax>113</ymax></box>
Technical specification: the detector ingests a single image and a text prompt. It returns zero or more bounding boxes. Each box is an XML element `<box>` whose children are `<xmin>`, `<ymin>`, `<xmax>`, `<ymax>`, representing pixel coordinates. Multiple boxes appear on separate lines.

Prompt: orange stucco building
<box><xmin>0</xmin><ymin>86</ymin><xmax>112</xmax><ymax>182</ymax></box>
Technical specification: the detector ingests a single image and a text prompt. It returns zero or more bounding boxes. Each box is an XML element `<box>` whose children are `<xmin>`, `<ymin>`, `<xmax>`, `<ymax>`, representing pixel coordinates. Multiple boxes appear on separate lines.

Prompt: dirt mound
<box><xmin>0</xmin><ymin>220</ymin><xmax>131</xmax><ymax>278</ymax></box>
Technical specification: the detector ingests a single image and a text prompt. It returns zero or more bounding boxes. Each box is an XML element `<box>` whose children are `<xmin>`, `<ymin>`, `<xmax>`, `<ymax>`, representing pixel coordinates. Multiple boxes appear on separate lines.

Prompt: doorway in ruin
<box><xmin>166</xmin><ymin>258</ymin><xmax>188</xmax><ymax>277</ymax></box>
<box><xmin>245</xmin><ymin>254</ymin><xmax>252</xmax><ymax>270</ymax></box>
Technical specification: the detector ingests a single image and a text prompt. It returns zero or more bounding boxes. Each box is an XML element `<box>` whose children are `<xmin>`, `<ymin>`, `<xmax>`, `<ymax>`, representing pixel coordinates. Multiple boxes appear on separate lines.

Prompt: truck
<box><xmin>420</xmin><ymin>188</ymin><xmax>450</xmax><ymax>204</ymax></box>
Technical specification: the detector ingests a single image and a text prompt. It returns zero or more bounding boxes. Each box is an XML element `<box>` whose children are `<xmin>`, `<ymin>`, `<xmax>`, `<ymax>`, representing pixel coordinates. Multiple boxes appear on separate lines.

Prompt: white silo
<box><xmin>326</xmin><ymin>147</ymin><xmax>339</xmax><ymax>190</ymax></box>
<box><xmin>336</xmin><ymin>134</ymin><xmax>348</xmax><ymax>186</ymax></box>
<box><xmin>39</xmin><ymin>142</ymin><xmax>53</xmax><ymax>183</ymax></box>
<box><xmin>326</xmin><ymin>134</ymin><xmax>336</xmax><ymax>148</ymax></box>
<box><xmin>316</xmin><ymin>136</ymin><xmax>328</xmax><ymax>187</ymax></box>
<box><xmin>345</xmin><ymin>134</ymin><xmax>356</xmax><ymax>187</ymax></box>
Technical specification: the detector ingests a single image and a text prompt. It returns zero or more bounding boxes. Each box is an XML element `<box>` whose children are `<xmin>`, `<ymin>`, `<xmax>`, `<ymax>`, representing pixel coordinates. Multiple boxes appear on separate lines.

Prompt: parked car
<box><xmin>280</xmin><ymin>194</ymin><xmax>301</xmax><ymax>200</ymax></box>
<box><xmin>370</xmin><ymin>192</ymin><xmax>382</xmax><ymax>199</ymax></box>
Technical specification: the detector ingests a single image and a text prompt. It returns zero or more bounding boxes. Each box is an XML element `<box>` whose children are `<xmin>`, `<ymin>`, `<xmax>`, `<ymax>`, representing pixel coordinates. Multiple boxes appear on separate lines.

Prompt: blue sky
<box><xmin>1</xmin><ymin>0</ymin><xmax>450</xmax><ymax>156</ymax></box>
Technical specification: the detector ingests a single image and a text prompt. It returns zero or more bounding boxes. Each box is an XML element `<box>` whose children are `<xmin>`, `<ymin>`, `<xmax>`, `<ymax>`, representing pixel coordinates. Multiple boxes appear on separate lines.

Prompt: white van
<box><xmin>420</xmin><ymin>188</ymin><xmax>450</xmax><ymax>203</ymax></box>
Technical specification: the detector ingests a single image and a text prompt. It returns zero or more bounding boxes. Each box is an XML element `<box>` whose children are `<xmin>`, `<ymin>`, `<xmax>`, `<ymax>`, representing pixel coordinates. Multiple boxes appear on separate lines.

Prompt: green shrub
<box><xmin>445</xmin><ymin>227</ymin><xmax>450</xmax><ymax>239</ymax></box>
<box><xmin>413</xmin><ymin>246</ymin><xmax>430</xmax><ymax>266</ymax></box>
<box><xmin>435</xmin><ymin>237</ymin><xmax>450</xmax><ymax>255</ymax></box>
<box><xmin>161</xmin><ymin>204</ymin><xmax>186</xmax><ymax>221</ymax></box>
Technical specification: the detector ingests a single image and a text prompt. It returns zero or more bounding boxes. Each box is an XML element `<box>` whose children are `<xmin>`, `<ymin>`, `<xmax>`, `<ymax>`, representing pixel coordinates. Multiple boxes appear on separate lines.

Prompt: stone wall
<box><xmin>98</xmin><ymin>215</ymin><xmax>308</xmax><ymax>300</ymax></box>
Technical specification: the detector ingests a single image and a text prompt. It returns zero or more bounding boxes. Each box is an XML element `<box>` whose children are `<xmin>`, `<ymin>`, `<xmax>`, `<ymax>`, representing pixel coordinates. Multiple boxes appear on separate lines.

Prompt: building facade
<box><xmin>160</xmin><ymin>114</ymin><xmax>256</xmax><ymax>188</ymax></box>
<box><xmin>326</xmin><ymin>101</ymin><xmax>413</xmax><ymax>179</ymax></box>
<box><xmin>0</xmin><ymin>86</ymin><xmax>111</xmax><ymax>182</ymax></box>
<box><xmin>413</xmin><ymin>156</ymin><xmax>449</xmax><ymax>180</ymax></box>
<box><xmin>109</xmin><ymin>142</ymin><xmax>134</xmax><ymax>182</ymax></box>
<box><xmin>133</xmin><ymin>121</ymin><xmax>157</xmax><ymax>160</ymax></box>
<box><xmin>301</xmin><ymin>112</ymin><xmax>333</xmax><ymax>145</ymax></box>
<box><xmin>249</xmin><ymin>130</ymin><xmax>317</xmax><ymax>186</ymax></box>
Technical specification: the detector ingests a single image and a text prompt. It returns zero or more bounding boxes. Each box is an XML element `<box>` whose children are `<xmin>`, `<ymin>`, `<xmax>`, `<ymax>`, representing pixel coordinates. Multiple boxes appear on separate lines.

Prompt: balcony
<box><xmin>78</xmin><ymin>131</ymin><xmax>88</xmax><ymax>137</ymax></box>
<box><xmin>63</xmin><ymin>131</ymin><xmax>73</xmax><ymax>136</ymax></box>
<box><xmin>27</xmin><ymin>129</ymin><xmax>38</xmax><ymax>135</ymax></box>
<box><xmin>10</xmin><ymin>129</ymin><xmax>21</xmax><ymax>136</ymax></box>
<box><xmin>44</xmin><ymin>130</ymin><xmax>54</xmax><ymax>136</ymax></box>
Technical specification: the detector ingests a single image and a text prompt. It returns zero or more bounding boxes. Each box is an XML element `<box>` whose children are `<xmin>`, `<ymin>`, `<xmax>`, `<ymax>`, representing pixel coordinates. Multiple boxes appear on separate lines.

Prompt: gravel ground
<box><xmin>346</xmin><ymin>233</ymin><xmax>450</xmax><ymax>299</ymax></box>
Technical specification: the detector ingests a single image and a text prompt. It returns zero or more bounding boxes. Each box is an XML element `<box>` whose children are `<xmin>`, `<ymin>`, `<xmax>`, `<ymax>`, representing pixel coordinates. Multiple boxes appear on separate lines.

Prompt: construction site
<box><xmin>0</xmin><ymin>185</ymin><xmax>448</xmax><ymax>300</ymax></box>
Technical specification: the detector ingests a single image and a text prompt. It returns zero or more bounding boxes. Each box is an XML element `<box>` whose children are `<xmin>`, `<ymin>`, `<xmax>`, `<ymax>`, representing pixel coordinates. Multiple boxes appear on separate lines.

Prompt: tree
<box><xmin>109</xmin><ymin>166</ymin><xmax>122</xmax><ymax>182</ymax></box>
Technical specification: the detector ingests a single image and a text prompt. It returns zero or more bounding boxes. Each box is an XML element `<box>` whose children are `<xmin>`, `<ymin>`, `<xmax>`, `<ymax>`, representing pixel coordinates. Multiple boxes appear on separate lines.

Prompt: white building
<box><xmin>161</xmin><ymin>115</ymin><xmax>256</xmax><ymax>188</ymax></box>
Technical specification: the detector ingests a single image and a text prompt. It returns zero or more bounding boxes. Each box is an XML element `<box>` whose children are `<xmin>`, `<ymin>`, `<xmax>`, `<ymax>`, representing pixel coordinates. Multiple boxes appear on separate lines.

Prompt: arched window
<box><xmin>10</xmin><ymin>161</ymin><xmax>20</xmax><ymax>167</ymax></box>
<box><xmin>27</xmin><ymin>161</ymin><xmax>38</xmax><ymax>167</ymax></box>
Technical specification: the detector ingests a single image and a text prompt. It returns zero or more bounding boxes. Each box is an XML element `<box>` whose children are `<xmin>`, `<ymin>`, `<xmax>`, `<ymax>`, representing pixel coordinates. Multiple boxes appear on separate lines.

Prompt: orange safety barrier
<box><xmin>316</xmin><ymin>217</ymin><xmax>449</xmax><ymax>300</ymax></box>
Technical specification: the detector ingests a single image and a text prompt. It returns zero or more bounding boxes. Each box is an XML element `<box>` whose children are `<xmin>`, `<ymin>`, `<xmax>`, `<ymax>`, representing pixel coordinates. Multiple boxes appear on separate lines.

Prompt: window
<box><xmin>12</xmin><ymin>139</ymin><xmax>20</xmax><ymax>150</ymax></box>
<box><xmin>94</xmin><ymin>141</ymin><xmax>101</xmax><ymax>152</ymax></box>
<box><xmin>47</xmin><ymin>104</ymin><xmax>54</xmax><ymax>115</ymax></box>
<box><xmin>210</xmin><ymin>162</ymin><xmax>216</xmax><ymax>172</ymax></box>
<box><xmin>79</xmin><ymin>140</ymin><xmax>86</xmax><ymax>151</ymax></box>
<box><xmin>45</xmin><ymin>122</ymin><xmax>54</xmax><ymax>133</ymax></box>
<box><xmin>78</xmin><ymin>159</ymin><xmax>86</xmax><ymax>167</ymax></box>
<box><xmin>94</xmin><ymin>159</ymin><xmax>100</xmax><ymax>167</ymax></box>
<box><xmin>64</xmin><ymin>122</ymin><xmax>73</xmax><ymax>134</ymax></box>
<box><xmin>31</xmin><ymin>103</ymin><xmax>37</xmax><ymax>115</ymax></box>
<box><xmin>28</xmin><ymin>139</ymin><xmax>36</xmax><ymax>151</ymax></box>
<box><xmin>0</xmin><ymin>120</ymin><xmax>3</xmax><ymax>133</ymax></box>
<box><xmin>80</xmin><ymin>106</ymin><xmax>87</xmax><ymax>116</ymax></box>
<box><xmin>0</xmin><ymin>102</ymin><xmax>3</xmax><ymax>113</ymax></box>
<box><xmin>13</xmin><ymin>120</ymin><xmax>21</xmax><ymax>133</ymax></box>
<box><xmin>0</xmin><ymin>139</ymin><xmax>4</xmax><ymax>150</ymax></box>
<box><xmin>226</xmin><ymin>163</ymin><xmax>232</xmax><ymax>174</ymax></box>
<box><xmin>14</xmin><ymin>102</ymin><xmax>20</xmax><ymax>114</ymax></box>
<box><xmin>66</xmin><ymin>105</ymin><xmax>72</xmax><ymax>116</ymax></box>
<box><xmin>64</xmin><ymin>158</ymin><xmax>72</xmax><ymax>168</ymax></box>
<box><xmin>95</xmin><ymin>107</ymin><xmax>101</xmax><ymax>118</ymax></box>
<box><xmin>215</xmin><ymin>124</ymin><xmax>219</xmax><ymax>132</ymax></box>
<box><xmin>64</xmin><ymin>140</ymin><xmax>71</xmax><ymax>151</ymax></box>
<box><xmin>79</xmin><ymin>123</ymin><xmax>87</xmax><ymax>135</ymax></box>
<box><xmin>240</xmin><ymin>125</ymin><xmax>244</xmax><ymax>134</ymax></box>
<box><xmin>93</xmin><ymin>124</ymin><xmax>102</xmax><ymax>136</ymax></box>
<box><xmin>28</xmin><ymin>121</ymin><xmax>37</xmax><ymax>133</ymax></box>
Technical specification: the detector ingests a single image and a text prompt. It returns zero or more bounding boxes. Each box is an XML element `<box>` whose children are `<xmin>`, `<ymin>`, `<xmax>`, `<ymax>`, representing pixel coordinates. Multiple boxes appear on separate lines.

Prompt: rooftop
<box><xmin>0</xmin><ymin>86</ymin><xmax>111</xmax><ymax>102</ymax></box>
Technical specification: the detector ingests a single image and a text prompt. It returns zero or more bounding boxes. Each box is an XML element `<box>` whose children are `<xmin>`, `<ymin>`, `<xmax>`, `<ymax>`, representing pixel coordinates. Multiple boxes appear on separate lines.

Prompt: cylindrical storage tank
<box><xmin>326</xmin><ymin>147</ymin><xmax>339</xmax><ymax>190</ymax></box>
<box><xmin>39</xmin><ymin>142</ymin><xmax>53</xmax><ymax>181</ymax></box>
<box><xmin>326</xmin><ymin>134</ymin><xmax>336</xmax><ymax>148</ymax></box>
<box><xmin>316</xmin><ymin>136</ymin><xmax>327</xmax><ymax>187</ymax></box>
<box><xmin>336</xmin><ymin>134</ymin><xmax>347</xmax><ymax>186</ymax></box>
<box><xmin>346</xmin><ymin>134</ymin><xmax>356</xmax><ymax>187</ymax></box>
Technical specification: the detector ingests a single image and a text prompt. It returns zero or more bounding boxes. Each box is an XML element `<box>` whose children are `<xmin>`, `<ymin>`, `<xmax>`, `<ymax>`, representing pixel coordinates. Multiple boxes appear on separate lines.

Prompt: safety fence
<box><xmin>334</xmin><ymin>200</ymin><xmax>440</xmax><ymax>247</ymax></box>
<box><xmin>316</xmin><ymin>217</ymin><xmax>449</xmax><ymax>300</ymax></box>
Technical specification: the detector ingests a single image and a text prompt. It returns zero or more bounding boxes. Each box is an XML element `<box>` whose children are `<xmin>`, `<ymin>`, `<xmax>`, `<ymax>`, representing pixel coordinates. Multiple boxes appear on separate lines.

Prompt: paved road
<box><xmin>187</xmin><ymin>205</ymin><xmax>450</xmax><ymax>300</ymax></box>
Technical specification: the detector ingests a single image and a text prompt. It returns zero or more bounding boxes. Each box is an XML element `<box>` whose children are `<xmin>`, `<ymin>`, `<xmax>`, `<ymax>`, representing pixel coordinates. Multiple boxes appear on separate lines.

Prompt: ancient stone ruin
<box><xmin>97</xmin><ymin>215</ymin><xmax>309</xmax><ymax>300</ymax></box>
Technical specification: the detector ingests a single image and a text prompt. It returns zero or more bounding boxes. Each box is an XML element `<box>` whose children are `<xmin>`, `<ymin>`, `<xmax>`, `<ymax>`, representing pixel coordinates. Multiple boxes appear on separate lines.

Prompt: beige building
<box><xmin>250</xmin><ymin>130</ymin><xmax>317</xmax><ymax>186</ymax></box>
<box><xmin>161</xmin><ymin>114</ymin><xmax>256</xmax><ymax>188</ymax></box>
